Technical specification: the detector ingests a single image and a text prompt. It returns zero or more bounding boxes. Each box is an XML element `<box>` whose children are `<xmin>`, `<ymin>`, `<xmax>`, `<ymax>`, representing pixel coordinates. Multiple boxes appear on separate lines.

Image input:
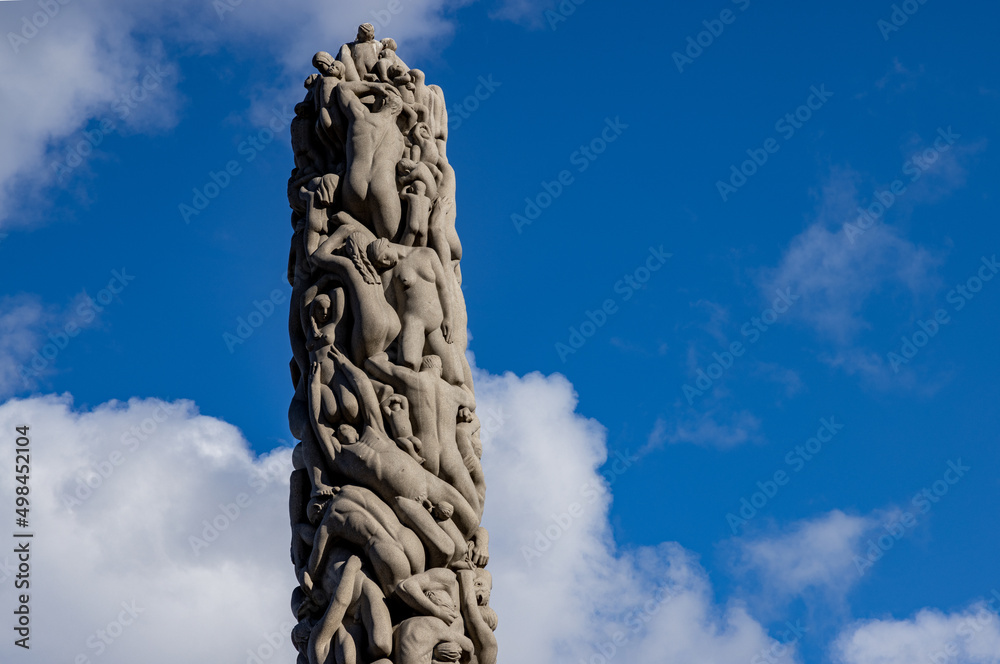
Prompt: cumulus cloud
<box><xmin>0</xmin><ymin>366</ymin><xmax>797</xmax><ymax>663</ymax></box>
<box><xmin>833</xmin><ymin>602</ymin><xmax>1000</xmax><ymax>664</ymax></box>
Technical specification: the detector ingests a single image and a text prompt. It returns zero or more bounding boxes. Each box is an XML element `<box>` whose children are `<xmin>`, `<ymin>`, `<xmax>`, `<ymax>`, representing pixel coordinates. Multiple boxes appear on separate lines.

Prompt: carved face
<box><xmin>473</xmin><ymin>569</ymin><xmax>492</xmax><ymax>606</ymax></box>
<box><xmin>325</xmin><ymin>61</ymin><xmax>345</xmax><ymax>79</ymax></box>
<box><xmin>371</xmin><ymin>244</ymin><xmax>397</xmax><ymax>269</ymax></box>
<box><xmin>336</xmin><ymin>425</ymin><xmax>359</xmax><ymax>446</ymax></box>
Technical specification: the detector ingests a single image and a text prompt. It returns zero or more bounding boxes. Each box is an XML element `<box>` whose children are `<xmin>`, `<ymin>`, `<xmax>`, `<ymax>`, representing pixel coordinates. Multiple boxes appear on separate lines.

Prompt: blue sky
<box><xmin>1</xmin><ymin>1</ymin><xmax>999</xmax><ymax>663</ymax></box>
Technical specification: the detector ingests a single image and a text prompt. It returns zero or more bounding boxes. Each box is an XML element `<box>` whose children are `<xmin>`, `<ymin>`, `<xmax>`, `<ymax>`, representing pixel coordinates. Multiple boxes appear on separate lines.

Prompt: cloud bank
<box><xmin>0</xmin><ymin>366</ymin><xmax>795</xmax><ymax>663</ymax></box>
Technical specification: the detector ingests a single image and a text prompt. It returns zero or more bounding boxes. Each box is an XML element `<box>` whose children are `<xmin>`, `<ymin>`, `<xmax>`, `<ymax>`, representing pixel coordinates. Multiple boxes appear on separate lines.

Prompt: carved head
<box><xmin>411</xmin><ymin>122</ymin><xmax>432</xmax><ymax>143</ymax></box>
<box><xmin>357</xmin><ymin>23</ymin><xmax>375</xmax><ymax>42</ymax></box>
<box><xmin>380</xmin><ymin>87</ymin><xmax>403</xmax><ymax>114</ymax></box>
<box><xmin>473</xmin><ymin>568</ymin><xmax>493</xmax><ymax>606</ymax></box>
<box><xmin>457</xmin><ymin>406</ymin><xmax>474</xmax><ymax>424</ymax></box>
<box><xmin>420</xmin><ymin>354</ymin><xmax>443</xmax><ymax>376</ymax></box>
<box><xmin>381</xmin><ymin>37</ymin><xmax>398</xmax><ymax>51</ymax></box>
<box><xmin>312</xmin><ymin>51</ymin><xmax>341</xmax><ymax>78</ymax></box>
<box><xmin>367</xmin><ymin>238</ymin><xmax>397</xmax><ymax>270</ymax></box>
<box><xmin>311</xmin><ymin>294</ymin><xmax>331</xmax><ymax>323</ymax></box>
<box><xmin>335</xmin><ymin>424</ymin><xmax>359</xmax><ymax>446</ymax></box>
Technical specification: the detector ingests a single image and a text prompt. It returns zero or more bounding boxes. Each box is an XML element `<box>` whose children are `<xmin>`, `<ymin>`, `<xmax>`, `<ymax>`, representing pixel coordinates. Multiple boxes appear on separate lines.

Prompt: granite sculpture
<box><xmin>285</xmin><ymin>24</ymin><xmax>497</xmax><ymax>664</ymax></box>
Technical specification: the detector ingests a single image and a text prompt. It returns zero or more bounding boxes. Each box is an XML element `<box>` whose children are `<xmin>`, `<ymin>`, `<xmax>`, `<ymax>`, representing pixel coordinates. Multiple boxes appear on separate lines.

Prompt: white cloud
<box><xmin>834</xmin><ymin>603</ymin><xmax>1000</xmax><ymax>664</ymax></box>
<box><xmin>761</xmin><ymin>167</ymin><xmax>941</xmax><ymax>344</ymax></box>
<box><xmin>0</xmin><ymin>367</ymin><xmax>798</xmax><ymax>664</ymax></box>
<box><xmin>731</xmin><ymin>510</ymin><xmax>879</xmax><ymax>605</ymax></box>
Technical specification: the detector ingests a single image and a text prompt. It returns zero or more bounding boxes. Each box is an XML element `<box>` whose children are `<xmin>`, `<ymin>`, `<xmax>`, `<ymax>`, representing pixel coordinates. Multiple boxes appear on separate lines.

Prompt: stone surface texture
<box><xmin>285</xmin><ymin>24</ymin><xmax>497</xmax><ymax>664</ymax></box>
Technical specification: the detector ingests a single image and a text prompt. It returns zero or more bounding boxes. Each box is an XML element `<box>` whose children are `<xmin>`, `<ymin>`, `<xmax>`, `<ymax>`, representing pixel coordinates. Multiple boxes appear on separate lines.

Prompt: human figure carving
<box><xmin>366</xmin><ymin>353</ymin><xmax>481</xmax><ymax>519</ymax></box>
<box><xmin>311</xmin><ymin>52</ymin><xmax>347</xmax><ymax>164</ymax></box>
<box><xmin>308</xmin><ymin>230</ymin><xmax>400</xmax><ymax>367</ymax></box>
<box><xmin>286</xmin><ymin>28</ymin><xmax>496</xmax><ymax>664</ymax></box>
<box><xmin>381</xmin><ymin>392</ymin><xmax>424</xmax><ymax>464</ymax></box>
<box><xmin>307</xmin><ymin>551</ymin><xmax>394</xmax><ymax>664</ymax></box>
<box><xmin>392</xmin><ymin>568</ymin><xmax>497</xmax><ymax>664</ymax></box>
<box><xmin>335</xmin><ymin>80</ymin><xmax>405</xmax><ymax>239</ymax></box>
<box><xmin>313</xmin><ymin>421</ymin><xmax>480</xmax><ymax>539</ymax></box>
<box><xmin>366</xmin><ymin>240</ymin><xmax>464</xmax><ymax>385</ymax></box>
<box><xmin>306</xmin><ymin>485</ymin><xmax>424</xmax><ymax>597</ymax></box>
<box><xmin>337</xmin><ymin>23</ymin><xmax>382</xmax><ymax>82</ymax></box>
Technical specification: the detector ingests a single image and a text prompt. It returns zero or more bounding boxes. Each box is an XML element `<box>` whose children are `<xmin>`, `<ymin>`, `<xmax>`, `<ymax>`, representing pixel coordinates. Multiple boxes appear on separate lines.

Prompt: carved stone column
<box><xmin>285</xmin><ymin>24</ymin><xmax>497</xmax><ymax>664</ymax></box>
